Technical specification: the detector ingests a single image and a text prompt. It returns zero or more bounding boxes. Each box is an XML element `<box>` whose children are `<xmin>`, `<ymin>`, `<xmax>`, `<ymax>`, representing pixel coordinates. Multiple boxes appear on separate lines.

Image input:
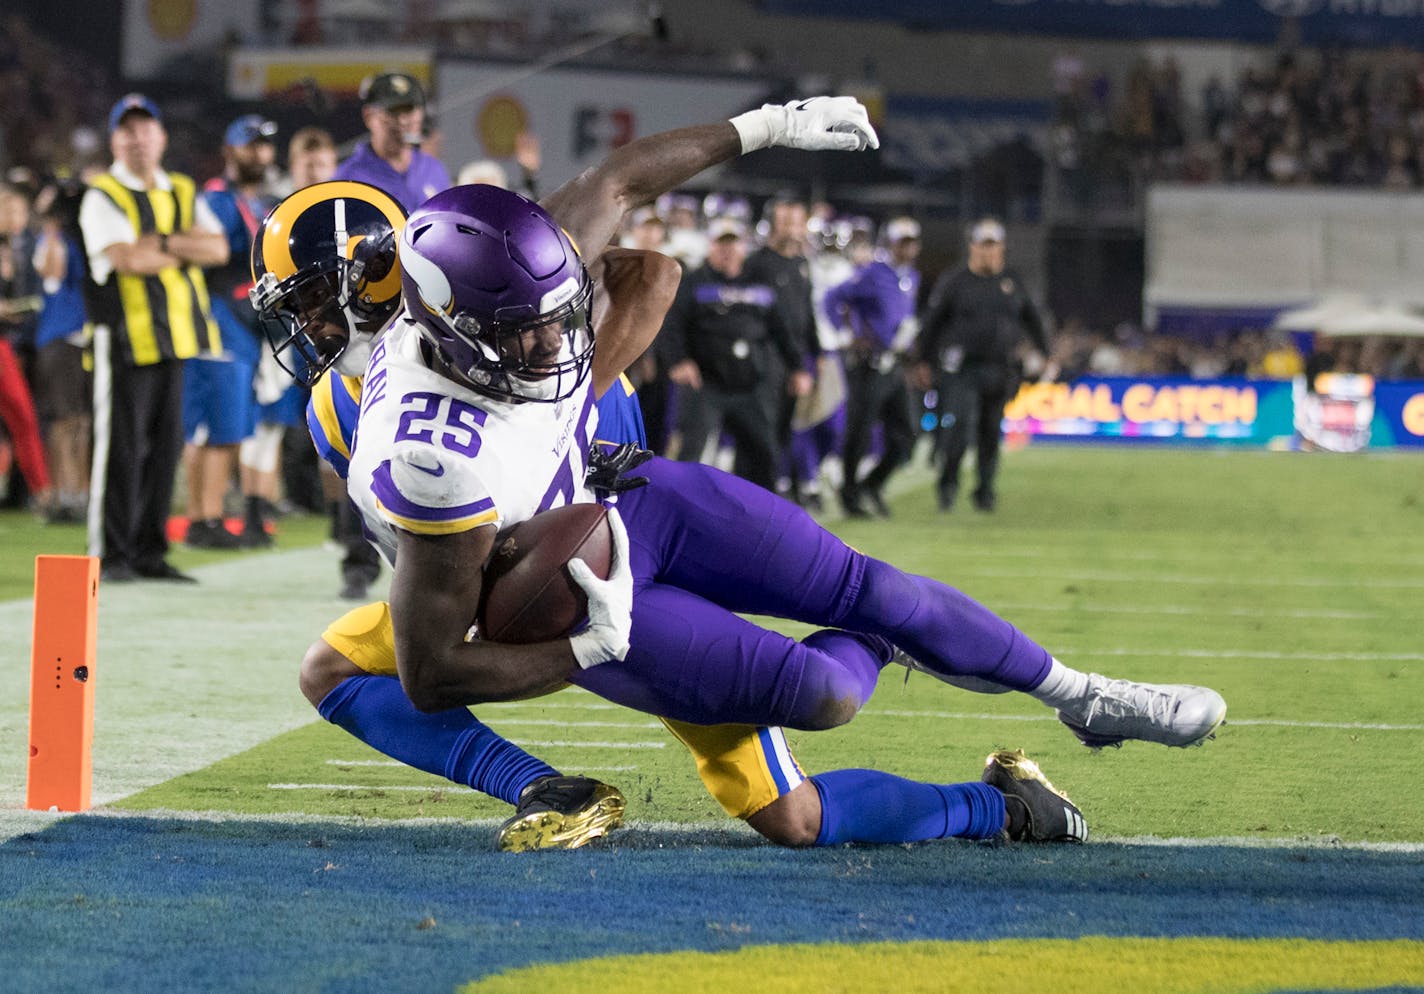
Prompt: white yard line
<box><xmin>506</xmin><ymin>734</ymin><xmax>666</xmax><ymax>740</ymax></box>
<box><xmin>1054</xmin><ymin>648</ymin><xmax>1424</xmax><ymax>661</ymax></box>
<box><xmin>865</xmin><ymin>709</ymin><xmax>1424</xmax><ymax>731</ymax></box>
<box><xmin>956</xmin><ymin>567</ymin><xmax>1424</xmax><ymax>590</ymax></box>
<box><xmin>326</xmin><ymin>759</ymin><xmax>411</xmax><ymax>767</ymax></box>
<box><xmin>481</xmin><ymin>719</ymin><xmax>663</xmax><ymax>729</ymax></box>
<box><xmin>269</xmin><ymin>783</ymin><xmax>475</xmax><ymax>792</ymax></box>
<box><xmin>481</xmin><ymin>699</ymin><xmax>1424</xmax><ymax>732</ymax></box>
<box><xmin>942</xmin><ymin>546</ymin><xmax>1424</xmax><ymax>571</ymax></box>
<box><xmin>995</xmin><ymin>602</ymin><xmax>1390</xmax><ymax>621</ymax></box>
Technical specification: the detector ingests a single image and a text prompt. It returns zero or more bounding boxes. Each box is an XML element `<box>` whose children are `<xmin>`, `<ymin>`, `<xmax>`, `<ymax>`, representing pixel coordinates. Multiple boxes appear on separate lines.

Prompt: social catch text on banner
<box><xmin>1003</xmin><ymin>376</ymin><xmax>1424</xmax><ymax>450</ymax></box>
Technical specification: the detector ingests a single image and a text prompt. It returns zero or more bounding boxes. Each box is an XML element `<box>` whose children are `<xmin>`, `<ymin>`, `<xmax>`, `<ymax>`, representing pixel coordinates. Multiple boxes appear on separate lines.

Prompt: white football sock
<box><xmin>1028</xmin><ymin>658</ymin><xmax>1091</xmax><ymax>709</ymax></box>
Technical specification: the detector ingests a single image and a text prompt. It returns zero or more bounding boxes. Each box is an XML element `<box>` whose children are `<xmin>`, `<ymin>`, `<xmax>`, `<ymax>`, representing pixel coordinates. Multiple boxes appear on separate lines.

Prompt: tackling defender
<box><xmin>256</xmin><ymin>104</ymin><xmax>1094</xmax><ymax>848</ymax></box>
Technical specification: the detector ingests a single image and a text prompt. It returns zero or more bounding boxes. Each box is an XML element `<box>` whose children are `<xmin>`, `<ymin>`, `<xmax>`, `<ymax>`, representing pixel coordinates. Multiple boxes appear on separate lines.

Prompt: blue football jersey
<box><xmin>306</xmin><ymin>372</ymin><xmax>363</xmax><ymax>479</ymax></box>
<box><xmin>594</xmin><ymin>374</ymin><xmax>647</xmax><ymax>449</ymax></box>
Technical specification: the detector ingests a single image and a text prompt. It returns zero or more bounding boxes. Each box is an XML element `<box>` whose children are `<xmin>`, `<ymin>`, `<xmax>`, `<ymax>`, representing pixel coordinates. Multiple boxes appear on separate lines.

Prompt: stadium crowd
<box><xmin>1053</xmin><ymin>46</ymin><xmax>1424</xmax><ymax>189</ymax></box>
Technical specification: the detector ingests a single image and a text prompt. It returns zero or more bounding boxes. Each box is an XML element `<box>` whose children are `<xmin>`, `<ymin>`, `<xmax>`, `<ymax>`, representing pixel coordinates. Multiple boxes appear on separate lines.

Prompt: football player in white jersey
<box><xmin>343</xmin><ymin>121</ymin><xmax>1225</xmax><ymax>848</ymax></box>
<box><xmin>260</xmin><ymin>101</ymin><xmax>1097</xmax><ymax>849</ymax></box>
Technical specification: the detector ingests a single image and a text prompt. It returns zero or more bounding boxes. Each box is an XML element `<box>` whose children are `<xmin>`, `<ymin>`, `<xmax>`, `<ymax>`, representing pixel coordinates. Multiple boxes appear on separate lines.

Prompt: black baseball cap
<box><xmin>359</xmin><ymin>72</ymin><xmax>426</xmax><ymax>112</ymax></box>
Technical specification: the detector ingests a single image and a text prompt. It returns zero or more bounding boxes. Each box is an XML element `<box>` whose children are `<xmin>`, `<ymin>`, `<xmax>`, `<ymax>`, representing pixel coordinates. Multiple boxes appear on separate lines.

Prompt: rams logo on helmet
<box><xmin>249</xmin><ymin>180</ymin><xmax>407</xmax><ymax>386</ymax></box>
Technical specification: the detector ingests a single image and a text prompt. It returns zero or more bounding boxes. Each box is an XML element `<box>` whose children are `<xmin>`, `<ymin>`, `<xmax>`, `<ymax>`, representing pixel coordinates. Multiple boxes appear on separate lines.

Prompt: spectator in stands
<box><xmin>31</xmin><ymin>177</ymin><xmax>90</xmax><ymax>523</ymax></box>
<box><xmin>1056</xmin><ymin>48</ymin><xmax>1424</xmax><ymax>197</ymax></box>
<box><xmin>1260</xmin><ymin>330</ymin><xmax>1305</xmax><ymax>379</ymax></box>
<box><xmin>79</xmin><ymin>94</ymin><xmax>228</xmax><ymax>583</ymax></box>
<box><xmin>917</xmin><ymin>218</ymin><xmax>1049</xmax><ymax>514</ymax></box>
<box><xmin>1390</xmin><ymin>340</ymin><xmax>1424</xmax><ymax>379</ymax></box>
<box><xmin>334</xmin><ymin>72</ymin><xmax>450</xmax><ymax>211</ymax></box>
<box><xmin>824</xmin><ymin>215</ymin><xmax>922</xmax><ymax>518</ymax></box>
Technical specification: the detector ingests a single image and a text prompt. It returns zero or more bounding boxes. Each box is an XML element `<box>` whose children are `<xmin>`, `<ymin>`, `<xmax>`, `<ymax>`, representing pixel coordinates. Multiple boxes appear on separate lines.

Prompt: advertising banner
<box><xmin>1144</xmin><ymin>186</ymin><xmax>1424</xmax><ymax>334</ymax></box>
<box><xmin>125</xmin><ymin>0</ymin><xmax>261</xmax><ymax>79</ymax></box>
<box><xmin>1003</xmin><ymin>376</ymin><xmax>1424</xmax><ymax>449</ymax></box>
<box><xmin>228</xmin><ymin>48</ymin><xmax>433</xmax><ymax>101</ymax></box>
<box><xmin>760</xmin><ymin>0</ymin><xmax>1424</xmax><ymax>48</ymax></box>
<box><xmin>435</xmin><ymin>62</ymin><xmax>769</xmax><ymax>192</ymax></box>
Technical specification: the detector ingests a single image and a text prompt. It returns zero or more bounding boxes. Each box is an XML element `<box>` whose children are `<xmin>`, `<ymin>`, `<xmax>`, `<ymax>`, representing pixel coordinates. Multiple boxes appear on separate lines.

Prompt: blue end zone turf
<box><xmin>2</xmin><ymin>816</ymin><xmax>1422</xmax><ymax>992</ymax></box>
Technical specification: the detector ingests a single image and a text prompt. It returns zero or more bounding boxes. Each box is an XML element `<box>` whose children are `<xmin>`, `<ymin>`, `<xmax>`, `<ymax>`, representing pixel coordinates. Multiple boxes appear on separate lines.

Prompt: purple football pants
<box><xmin>570</xmin><ymin>457</ymin><xmax>1051</xmax><ymax>729</ymax></box>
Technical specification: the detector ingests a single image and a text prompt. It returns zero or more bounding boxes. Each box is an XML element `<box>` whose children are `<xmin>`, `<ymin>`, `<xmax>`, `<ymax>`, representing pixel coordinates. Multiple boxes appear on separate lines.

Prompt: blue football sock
<box><xmin>810</xmin><ymin>769</ymin><xmax>1005</xmax><ymax>844</ymax></box>
<box><xmin>317</xmin><ymin>675</ymin><xmax>558</xmax><ymax>805</ymax></box>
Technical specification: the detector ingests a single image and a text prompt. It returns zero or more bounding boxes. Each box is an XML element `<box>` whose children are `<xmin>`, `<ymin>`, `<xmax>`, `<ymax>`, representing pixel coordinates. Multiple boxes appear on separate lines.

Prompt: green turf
<box><xmin>0</xmin><ymin>509</ymin><xmax>332</xmax><ymax>601</ymax></box>
<box><xmin>115</xmin><ymin>445</ymin><xmax>1424</xmax><ymax>843</ymax></box>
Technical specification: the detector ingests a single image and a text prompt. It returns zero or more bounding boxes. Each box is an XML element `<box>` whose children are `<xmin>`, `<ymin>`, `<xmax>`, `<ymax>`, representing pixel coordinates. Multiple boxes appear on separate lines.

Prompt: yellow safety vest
<box><xmin>87</xmin><ymin>171</ymin><xmax>221</xmax><ymax>365</ymax></box>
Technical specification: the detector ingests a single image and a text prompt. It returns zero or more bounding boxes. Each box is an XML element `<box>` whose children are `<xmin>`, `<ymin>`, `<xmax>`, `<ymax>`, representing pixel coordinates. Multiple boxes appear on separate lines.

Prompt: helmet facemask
<box><xmin>250</xmin><ymin>237</ymin><xmax>396</xmax><ymax>386</ymax></box>
<box><xmin>427</xmin><ymin>275</ymin><xmax>595</xmax><ymax>403</ymax></box>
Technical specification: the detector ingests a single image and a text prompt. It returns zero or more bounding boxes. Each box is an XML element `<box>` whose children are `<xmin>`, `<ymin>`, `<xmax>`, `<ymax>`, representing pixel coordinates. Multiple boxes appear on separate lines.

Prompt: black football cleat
<box><xmin>497</xmin><ymin>775</ymin><xmax>626</xmax><ymax>852</ymax></box>
<box><xmin>982</xmin><ymin>749</ymin><xmax>1087</xmax><ymax>843</ymax></box>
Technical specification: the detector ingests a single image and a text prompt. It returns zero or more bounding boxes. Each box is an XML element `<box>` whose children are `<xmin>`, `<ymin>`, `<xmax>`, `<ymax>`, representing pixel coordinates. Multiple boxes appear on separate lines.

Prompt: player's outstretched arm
<box><xmin>590</xmin><ymin>247</ymin><xmax>682</xmax><ymax>397</ymax></box>
<box><xmin>542</xmin><ymin>96</ymin><xmax>879</xmax><ymax>274</ymax></box>
<box><xmin>390</xmin><ymin>525</ymin><xmax>582</xmax><ymax>709</ymax></box>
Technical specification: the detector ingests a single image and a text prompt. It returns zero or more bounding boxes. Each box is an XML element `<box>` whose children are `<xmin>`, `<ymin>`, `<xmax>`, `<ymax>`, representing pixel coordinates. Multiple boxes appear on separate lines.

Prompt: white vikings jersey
<box><xmin>346</xmin><ymin>316</ymin><xmax>598</xmax><ymax>565</ymax></box>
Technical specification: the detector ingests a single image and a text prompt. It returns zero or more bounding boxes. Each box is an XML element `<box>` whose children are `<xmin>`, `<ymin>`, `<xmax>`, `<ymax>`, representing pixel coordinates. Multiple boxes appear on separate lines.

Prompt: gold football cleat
<box><xmin>982</xmin><ymin>748</ymin><xmax>1088</xmax><ymax>843</ymax></box>
<box><xmin>497</xmin><ymin>776</ymin><xmax>626</xmax><ymax>852</ymax></box>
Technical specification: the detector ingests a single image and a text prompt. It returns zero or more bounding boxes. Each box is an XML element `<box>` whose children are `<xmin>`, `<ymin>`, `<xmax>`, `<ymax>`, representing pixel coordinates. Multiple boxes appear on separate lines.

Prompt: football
<box><xmin>477</xmin><ymin>503</ymin><xmax>613</xmax><ymax>644</ymax></box>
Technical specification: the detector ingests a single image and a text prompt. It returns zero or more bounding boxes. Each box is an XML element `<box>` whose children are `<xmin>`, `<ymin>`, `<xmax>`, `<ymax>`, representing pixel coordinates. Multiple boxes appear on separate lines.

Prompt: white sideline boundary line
<box><xmin>1054</xmin><ymin>648</ymin><xmax>1424</xmax><ymax>662</ymax></box>
<box><xmin>868</xmin><ymin>710</ymin><xmax>1424</xmax><ymax>732</ymax></box>
<box><xmin>995</xmin><ymin>602</ymin><xmax>1391</xmax><ymax>621</ymax></box>
<box><xmin>480</xmin><ymin>699</ymin><xmax>1424</xmax><ymax>732</ymax></box>
<box><xmin>955</xmin><ymin>567</ymin><xmax>1424</xmax><ymax>590</ymax></box>
<box><xmin>480</xmin><ymin>719</ymin><xmax>662</xmax><ymax>729</ymax></box>
<box><xmin>323</xmin><ymin>760</ymin><xmax>642</xmax><ymax>771</ymax></box>
<box><xmin>495</xmin><ymin>734</ymin><xmax>666</xmax><ymax>740</ymax></box>
<box><xmin>8</xmin><ymin>806</ymin><xmax>1424</xmax><ymax>854</ymax></box>
<box><xmin>936</xmin><ymin>546</ymin><xmax>1424</xmax><ymax>571</ymax></box>
<box><xmin>270</xmin><ymin>783</ymin><xmax>474</xmax><ymax>793</ymax></box>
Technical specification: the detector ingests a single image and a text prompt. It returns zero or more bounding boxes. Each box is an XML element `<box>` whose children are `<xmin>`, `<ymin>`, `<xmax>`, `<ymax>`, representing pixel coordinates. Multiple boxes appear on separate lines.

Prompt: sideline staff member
<box><xmin>80</xmin><ymin>94</ymin><xmax>229</xmax><ymax>581</ymax></box>
<box><xmin>333</xmin><ymin>72</ymin><xmax>450</xmax><ymax>211</ymax></box>
<box><xmin>916</xmin><ymin>218</ymin><xmax>1048</xmax><ymax>513</ymax></box>
<box><xmin>661</xmin><ymin>216</ymin><xmax>810</xmax><ymax>490</ymax></box>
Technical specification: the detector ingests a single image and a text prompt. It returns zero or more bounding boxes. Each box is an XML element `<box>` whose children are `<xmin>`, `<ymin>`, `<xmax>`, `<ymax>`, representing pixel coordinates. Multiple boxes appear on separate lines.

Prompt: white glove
<box><xmin>730</xmin><ymin>96</ymin><xmax>880</xmax><ymax>155</ymax></box>
<box><xmin>566</xmin><ymin>507</ymin><xmax>634</xmax><ymax>669</ymax></box>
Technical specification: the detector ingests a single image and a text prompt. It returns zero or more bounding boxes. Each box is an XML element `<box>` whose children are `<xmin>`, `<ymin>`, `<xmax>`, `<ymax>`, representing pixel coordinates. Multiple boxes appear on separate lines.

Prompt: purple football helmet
<box><xmin>400</xmin><ymin>184</ymin><xmax>594</xmax><ymax>403</ymax></box>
